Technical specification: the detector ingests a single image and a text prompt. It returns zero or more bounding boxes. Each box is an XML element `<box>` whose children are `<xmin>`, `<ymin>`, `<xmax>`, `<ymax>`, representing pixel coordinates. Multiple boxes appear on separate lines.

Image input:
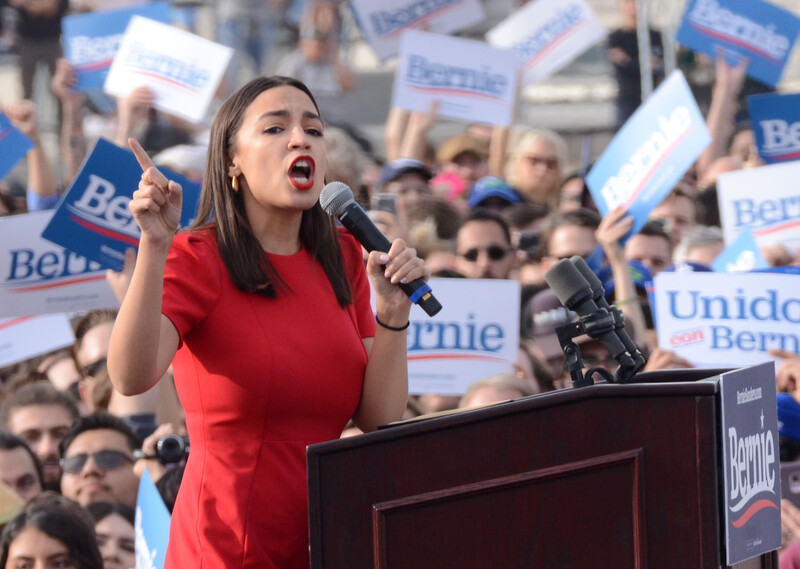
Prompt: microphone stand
<box><xmin>555</xmin><ymin>309</ymin><xmax>641</xmax><ymax>389</ymax></box>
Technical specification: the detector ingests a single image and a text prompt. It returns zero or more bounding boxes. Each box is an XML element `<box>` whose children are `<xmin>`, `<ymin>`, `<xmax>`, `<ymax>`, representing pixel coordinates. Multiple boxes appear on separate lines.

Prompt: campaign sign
<box><xmin>392</xmin><ymin>30</ymin><xmax>519</xmax><ymax>126</ymax></box>
<box><xmin>349</xmin><ymin>0</ymin><xmax>484</xmax><ymax>61</ymax></box>
<box><xmin>486</xmin><ymin>0</ymin><xmax>606</xmax><ymax>85</ymax></box>
<box><xmin>654</xmin><ymin>271</ymin><xmax>799</xmax><ymax>368</ymax></box>
<box><xmin>586</xmin><ymin>71</ymin><xmax>711</xmax><ymax>241</ymax></box>
<box><xmin>135</xmin><ymin>467</ymin><xmax>170</xmax><ymax>569</ymax></box>
<box><xmin>41</xmin><ymin>138</ymin><xmax>201</xmax><ymax>272</ymax></box>
<box><xmin>405</xmin><ymin>278</ymin><xmax>519</xmax><ymax>395</ymax></box>
<box><xmin>0</xmin><ymin>211</ymin><xmax>117</xmax><ymax>318</ymax></box>
<box><xmin>719</xmin><ymin>362</ymin><xmax>781</xmax><ymax>564</ymax></box>
<box><xmin>0</xmin><ymin>112</ymin><xmax>33</xmax><ymax>182</ymax></box>
<box><xmin>748</xmin><ymin>92</ymin><xmax>800</xmax><ymax>164</ymax></box>
<box><xmin>0</xmin><ymin>314</ymin><xmax>74</xmax><ymax>367</ymax></box>
<box><xmin>675</xmin><ymin>0</ymin><xmax>800</xmax><ymax>88</ymax></box>
<box><xmin>717</xmin><ymin>160</ymin><xmax>800</xmax><ymax>251</ymax></box>
<box><xmin>62</xmin><ymin>2</ymin><xmax>170</xmax><ymax>91</ymax></box>
<box><xmin>711</xmin><ymin>228</ymin><xmax>769</xmax><ymax>272</ymax></box>
<box><xmin>104</xmin><ymin>16</ymin><xmax>233</xmax><ymax>123</ymax></box>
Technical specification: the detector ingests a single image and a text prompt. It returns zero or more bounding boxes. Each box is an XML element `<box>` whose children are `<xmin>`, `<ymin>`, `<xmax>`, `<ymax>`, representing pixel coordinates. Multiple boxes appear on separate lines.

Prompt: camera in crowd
<box><xmin>134</xmin><ymin>434</ymin><xmax>190</xmax><ymax>464</ymax></box>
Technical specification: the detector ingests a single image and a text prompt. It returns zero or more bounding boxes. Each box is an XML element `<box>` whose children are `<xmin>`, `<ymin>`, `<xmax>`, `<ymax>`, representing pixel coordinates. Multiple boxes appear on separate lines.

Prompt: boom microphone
<box><xmin>319</xmin><ymin>182</ymin><xmax>442</xmax><ymax>317</ymax></box>
<box><xmin>544</xmin><ymin>259</ymin><xmax>636</xmax><ymax>379</ymax></box>
<box><xmin>570</xmin><ymin>256</ymin><xmax>646</xmax><ymax>373</ymax></box>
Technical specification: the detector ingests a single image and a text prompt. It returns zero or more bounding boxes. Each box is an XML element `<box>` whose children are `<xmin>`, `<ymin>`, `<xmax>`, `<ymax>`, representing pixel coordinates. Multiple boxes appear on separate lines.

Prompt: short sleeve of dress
<box><xmin>162</xmin><ymin>231</ymin><xmax>222</xmax><ymax>345</ymax></box>
<box><xmin>339</xmin><ymin>230</ymin><xmax>376</xmax><ymax>339</ymax></box>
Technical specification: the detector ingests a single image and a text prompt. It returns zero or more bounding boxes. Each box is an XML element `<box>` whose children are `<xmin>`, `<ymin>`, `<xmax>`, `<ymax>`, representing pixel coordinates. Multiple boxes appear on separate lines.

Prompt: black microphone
<box><xmin>570</xmin><ymin>256</ymin><xmax>645</xmax><ymax>373</ymax></box>
<box><xmin>319</xmin><ymin>182</ymin><xmax>442</xmax><ymax>317</ymax></box>
<box><xmin>544</xmin><ymin>259</ymin><xmax>635</xmax><ymax>377</ymax></box>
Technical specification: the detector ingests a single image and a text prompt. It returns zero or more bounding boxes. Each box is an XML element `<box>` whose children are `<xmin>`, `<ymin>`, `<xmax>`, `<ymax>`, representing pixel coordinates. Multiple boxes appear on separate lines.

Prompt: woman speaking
<box><xmin>108</xmin><ymin>76</ymin><xmax>427</xmax><ymax>568</ymax></box>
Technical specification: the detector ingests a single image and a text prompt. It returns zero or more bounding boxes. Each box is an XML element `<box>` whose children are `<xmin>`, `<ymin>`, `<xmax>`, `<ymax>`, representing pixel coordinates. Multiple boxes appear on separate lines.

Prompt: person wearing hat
<box><xmin>436</xmin><ymin>133</ymin><xmax>489</xmax><ymax>189</ymax></box>
<box><xmin>376</xmin><ymin>158</ymin><xmax>433</xmax><ymax>234</ymax></box>
<box><xmin>467</xmin><ymin>176</ymin><xmax>522</xmax><ymax>211</ymax></box>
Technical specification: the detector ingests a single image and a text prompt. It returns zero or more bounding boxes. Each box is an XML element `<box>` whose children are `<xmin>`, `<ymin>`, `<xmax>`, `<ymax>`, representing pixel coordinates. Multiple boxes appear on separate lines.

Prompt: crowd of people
<box><xmin>1</xmin><ymin>0</ymin><xmax>800</xmax><ymax>567</ymax></box>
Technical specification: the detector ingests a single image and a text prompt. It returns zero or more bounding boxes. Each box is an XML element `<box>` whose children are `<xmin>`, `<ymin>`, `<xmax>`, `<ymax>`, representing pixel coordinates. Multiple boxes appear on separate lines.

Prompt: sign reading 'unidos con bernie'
<box><xmin>654</xmin><ymin>271</ymin><xmax>800</xmax><ymax>368</ymax></box>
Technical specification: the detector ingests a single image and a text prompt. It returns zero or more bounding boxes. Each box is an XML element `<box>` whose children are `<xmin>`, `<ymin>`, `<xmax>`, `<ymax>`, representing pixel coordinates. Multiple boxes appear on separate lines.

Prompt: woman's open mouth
<box><xmin>288</xmin><ymin>156</ymin><xmax>315</xmax><ymax>190</ymax></box>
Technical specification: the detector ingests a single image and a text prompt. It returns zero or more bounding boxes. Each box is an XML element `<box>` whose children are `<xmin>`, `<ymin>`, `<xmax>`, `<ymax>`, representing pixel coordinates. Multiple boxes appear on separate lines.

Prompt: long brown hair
<box><xmin>191</xmin><ymin>76</ymin><xmax>352</xmax><ymax>306</ymax></box>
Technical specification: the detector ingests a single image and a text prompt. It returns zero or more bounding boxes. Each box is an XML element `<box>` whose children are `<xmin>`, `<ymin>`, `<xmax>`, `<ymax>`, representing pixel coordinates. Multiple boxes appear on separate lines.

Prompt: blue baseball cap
<box><xmin>778</xmin><ymin>393</ymin><xmax>800</xmax><ymax>442</ymax></box>
<box><xmin>601</xmin><ymin>259</ymin><xmax>653</xmax><ymax>300</ymax></box>
<box><xmin>468</xmin><ymin>176</ymin><xmax>522</xmax><ymax>209</ymax></box>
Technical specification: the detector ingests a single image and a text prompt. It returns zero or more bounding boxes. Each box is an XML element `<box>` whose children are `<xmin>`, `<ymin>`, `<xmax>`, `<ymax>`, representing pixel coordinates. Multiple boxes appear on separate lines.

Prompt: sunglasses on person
<box><xmin>459</xmin><ymin>245</ymin><xmax>510</xmax><ymax>262</ymax></box>
<box><xmin>59</xmin><ymin>449</ymin><xmax>134</xmax><ymax>474</ymax></box>
<box><xmin>81</xmin><ymin>358</ymin><xmax>107</xmax><ymax>378</ymax></box>
<box><xmin>524</xmin><ymin>155</ymin><xmax>559</xmax><ymax>170</ymax></box>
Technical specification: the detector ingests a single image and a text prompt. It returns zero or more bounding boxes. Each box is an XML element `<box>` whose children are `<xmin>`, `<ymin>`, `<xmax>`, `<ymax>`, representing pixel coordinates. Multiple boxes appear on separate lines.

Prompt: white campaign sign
<box><xmin>654</xmin><ymin>271</ymin><xmax>799</xmax><ymax>368</ymax></box>
<box><xmin>486</xmin><ymin>0</ymin><xmax>606</xmax><ymax>85</ymax></box>
<box><xmin>0</xmin><ymin>314</ymin><xmax>74</xmax><ymax>367</ymax></box>
<box><xmin>402</xmin><ymin>278</ymin><xmax>520</xmax><ymax>395</ymax></box>
<box><xmin>0</xmin><ymin>211</ymin><xmax>118</xmax><ymax>317</ymax></box>
<box><xmin>104</xmin><ymin>16</ymin><xmax>233</xmax><ymax>123</ymax></box>
<box><xmin>718</xmin><ymin>161</ymin><xmax>800</xmax><ymax>251</ymax></box>
<box><xmin>392</xmin><ymin>30</ymin><xmax>519</xmax><ymax>126</ymax></box>
<box><xmin>350</xmin><ymin>0</ymin><xmax>485</xmax><ymax>61</ymax></box>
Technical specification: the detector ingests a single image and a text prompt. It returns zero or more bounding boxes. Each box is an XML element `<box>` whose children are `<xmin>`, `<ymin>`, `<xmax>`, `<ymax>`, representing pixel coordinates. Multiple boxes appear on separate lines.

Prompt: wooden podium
<box><xmin>307</xmin><ymin>369</ymin><xmax>778</xmax><ymax>569</ymax></box>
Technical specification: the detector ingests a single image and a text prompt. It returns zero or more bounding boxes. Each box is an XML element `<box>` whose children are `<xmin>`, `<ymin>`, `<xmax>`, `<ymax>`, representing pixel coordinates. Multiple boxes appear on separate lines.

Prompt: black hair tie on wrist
<box><xmin>375</xmin><ymin>315</ymin><xmax>410</xmax><ymax>331</ymax></box>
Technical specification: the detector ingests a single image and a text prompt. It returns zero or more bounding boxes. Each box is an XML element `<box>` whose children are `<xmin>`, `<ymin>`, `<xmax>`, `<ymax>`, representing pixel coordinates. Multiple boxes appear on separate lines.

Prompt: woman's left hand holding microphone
<box><xmin>366</xmin><ymin>239</ymin><xmax>430</xmax><ymax>327</ymax></box>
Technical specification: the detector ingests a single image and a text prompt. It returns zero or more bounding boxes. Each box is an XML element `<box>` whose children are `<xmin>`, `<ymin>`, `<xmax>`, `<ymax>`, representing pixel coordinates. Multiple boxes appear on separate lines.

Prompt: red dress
<box><xmin>161</xmin><ymin>228</ymin><xmax>375</xmax><ymax>568</ymax></box>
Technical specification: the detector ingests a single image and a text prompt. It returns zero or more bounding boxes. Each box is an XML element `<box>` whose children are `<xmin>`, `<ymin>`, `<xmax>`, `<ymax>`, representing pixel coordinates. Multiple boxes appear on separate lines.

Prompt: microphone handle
<box><xmin>340</xmin><ymin>205</ymin><xmax>443</xmax><ymax>317</ymax></box>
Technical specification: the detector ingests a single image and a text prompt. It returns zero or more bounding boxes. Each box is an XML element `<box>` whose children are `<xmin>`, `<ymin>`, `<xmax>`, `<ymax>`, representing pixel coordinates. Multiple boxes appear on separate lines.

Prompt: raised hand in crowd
<box><xmin>762</xmin><ymin>244</ymin><xmax>800</xmax><ymax>267</ymax></box>
<box><xmin>771</xmin><ymin>349</ymin><xmax>800</xmax><ymax>403</ymax></box>
<box><xmin>595</xmin><ymin>205</ymin><xmax>648</xmax><ymax>347</ymax></box>
<box><xmin>1</xmin><ymin>99</ymin><xmax>58</xmax><ymax>203</ymax></box>
<box><xmin>115</xmin><ymin>86</ymin><xmax>155</xmax><ymax>149</ymax></box>
<box><xmin>51</xmin><ymin>58</ymin><xmax>87</xmax><ymax>184</ymax></box>
<box><xmin>642</xmin><ymin>347</ymin><xmax>694</xmax><ymax>372</ymax></box>
<box><xmin>106</xmin><ymin>248</ymin><xmax>137</xmax><ymax>304</ymax></box>
<box><xmin>782</xmin><ymin>499</ymin><xmax>800</xmax><ymax>554</ymax></box>
<box><xmin>697</xmin><ymin>48</ymin><xmax>749</xmax><ymax>181</ymax></box>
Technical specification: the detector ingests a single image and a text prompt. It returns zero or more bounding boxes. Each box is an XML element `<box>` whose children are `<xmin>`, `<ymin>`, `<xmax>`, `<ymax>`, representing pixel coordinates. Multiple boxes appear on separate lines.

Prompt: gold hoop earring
<box><xmin>231</xmin><ymin>175</ymin><xmax>239</xmax><ymax>192</ymax></box>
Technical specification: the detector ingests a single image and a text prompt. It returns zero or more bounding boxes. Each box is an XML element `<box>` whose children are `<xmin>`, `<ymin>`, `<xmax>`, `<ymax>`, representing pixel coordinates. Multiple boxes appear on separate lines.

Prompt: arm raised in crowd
<box><xmin>594</xmin><ymin>206</ymin><xmax>648</xmax><ymax>348</ymax></box>
<box><xmin>51</xmin><ymin>58</ymin><xmax>87</xmax><ymax>184</ymax></box>
<box><xmin>1</xmin><ymin>99</ymin><xmax>58</xmax><ymax>202</ymax></box>
<box><xmin>115</xmin><ymin>86</ymin><xmax>155</xmax><ymax>149</ymax></box>
<box><xmin>107</xmin><ymin>139</ymin><xmax>180</xmax><ymax>396</ymax></box>
<box><xmin>696</xmin><ymin>49</ymin><xmax>748</xmax><ymax>181</ymax></box>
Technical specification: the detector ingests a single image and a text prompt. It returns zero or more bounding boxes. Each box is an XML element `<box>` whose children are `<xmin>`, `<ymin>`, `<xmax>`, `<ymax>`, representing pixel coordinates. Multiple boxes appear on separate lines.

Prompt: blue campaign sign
<box><xmin>748</xmin><ymin>92</ymin><xmax>800</xmax><ymax>163</ymax></box>
<box><xmin>135</xmin><ymin>467</ymin><xmax>171</xmax><ymax>569</ymax></box>
<box><xmin>675</xmin><ymin>0</ymin><xmax>800</xmax><ymax>88</ymax></box>
<box><xmin>586</xmin><ymin>71</ymin><xmax>710</xmax><ymax>242</ymax></box>
<box><xmin>40</xmin><ymin>138</ymin><xmax>201</xmax><ymax>271</ymax></box>
<box><xmin>63</xmin><ymin>2</ymin><xmax>170</xmax><ymax>91</ymax></box>
<box><xmin>0</xmin><ymin>112</ymin><xmax>33</xmax><ymax>181</ymax></box>
<box><xmin>712</xmin><ymin>228</ymin><xmax>769</xmax><ymax>272</ymax></box>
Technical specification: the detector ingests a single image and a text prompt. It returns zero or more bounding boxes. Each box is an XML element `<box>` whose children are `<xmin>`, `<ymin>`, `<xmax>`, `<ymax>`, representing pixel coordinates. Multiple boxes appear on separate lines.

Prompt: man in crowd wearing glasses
<box><xmin>454</xmin><ymin>209</ymin><xmax>516</xmax><ymax>279</ymax></box>
<box><xmin>59</xmin><ymin>412</ymin><xmax>140</xmax><ymax>509</ymax></box>
<box><xmin>0</xmin><ymin>382</ymin><xmax>79</xmax><ymax>491</ymax></box>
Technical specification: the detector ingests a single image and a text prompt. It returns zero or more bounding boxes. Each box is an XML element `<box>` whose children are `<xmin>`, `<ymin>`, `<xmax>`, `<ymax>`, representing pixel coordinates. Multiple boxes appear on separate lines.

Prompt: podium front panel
<box><xmin>308</xmin><ymin>382</ymin><xmax>722</xmax><ymax>569</ymax></box>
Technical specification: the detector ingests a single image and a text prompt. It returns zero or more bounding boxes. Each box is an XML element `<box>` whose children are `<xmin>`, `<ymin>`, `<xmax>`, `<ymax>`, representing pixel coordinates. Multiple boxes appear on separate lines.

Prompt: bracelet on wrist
<box><xmin>375</xmin><ymin>315</ymin><xmax>410</xmax><ymax>331</ymax></box>
<box><xmin>614</xmin><ymin>297</ymin><xmax>640</xmax><ymax>307</ymax></box>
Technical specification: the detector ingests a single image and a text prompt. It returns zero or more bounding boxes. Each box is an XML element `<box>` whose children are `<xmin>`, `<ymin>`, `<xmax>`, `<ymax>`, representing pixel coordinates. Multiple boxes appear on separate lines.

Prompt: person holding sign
<box><xmin>107</xmin><ymin>75</ymin><xmax>428</xmax><ymax>568</ymax></box>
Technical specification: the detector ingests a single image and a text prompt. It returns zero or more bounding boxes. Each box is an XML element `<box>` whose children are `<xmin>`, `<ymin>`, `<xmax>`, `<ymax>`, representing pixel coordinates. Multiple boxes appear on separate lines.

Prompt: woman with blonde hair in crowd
<box><xmin>504</xmin><ymin>128</ymin><xmax>568</xmax><ymax>207</ymax></box>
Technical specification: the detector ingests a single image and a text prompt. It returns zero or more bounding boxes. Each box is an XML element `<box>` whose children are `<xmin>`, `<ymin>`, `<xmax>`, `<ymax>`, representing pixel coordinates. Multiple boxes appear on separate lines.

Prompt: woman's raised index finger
<box><xmin>129</xmin><ymin>138</ymin><xmax>155</xmax><ymax>172</ymax></box>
